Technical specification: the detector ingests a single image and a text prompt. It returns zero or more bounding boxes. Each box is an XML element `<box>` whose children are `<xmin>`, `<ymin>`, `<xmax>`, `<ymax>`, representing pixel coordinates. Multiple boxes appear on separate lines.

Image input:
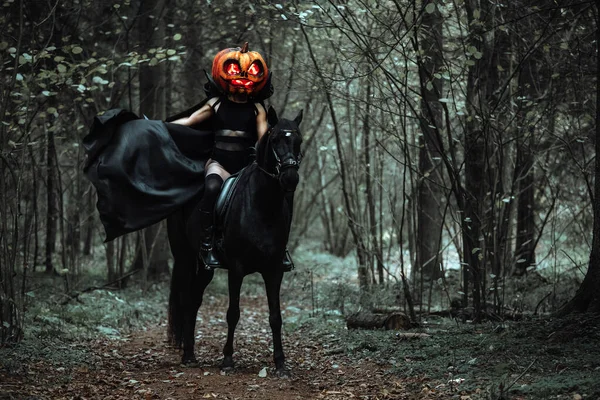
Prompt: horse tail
<box><xmin>166</xmin><ymin>212</ymin><xmax>196</xmax><ymax>348</ymax></box>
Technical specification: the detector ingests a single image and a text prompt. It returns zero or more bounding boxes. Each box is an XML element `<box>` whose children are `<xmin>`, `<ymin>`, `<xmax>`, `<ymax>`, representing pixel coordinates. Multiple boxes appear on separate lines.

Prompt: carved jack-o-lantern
<box><xmin>211</xmin><ymin>42</ymin><xmax>268</xmax><ymax>97</ymax></box>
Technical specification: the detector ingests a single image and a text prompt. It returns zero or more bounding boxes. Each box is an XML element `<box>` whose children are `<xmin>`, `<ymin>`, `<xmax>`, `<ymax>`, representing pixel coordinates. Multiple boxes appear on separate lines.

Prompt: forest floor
<box><xmin>1</xmin><ymin>269</ymin><xmax>600</xmax><ymax>400</ymax></box>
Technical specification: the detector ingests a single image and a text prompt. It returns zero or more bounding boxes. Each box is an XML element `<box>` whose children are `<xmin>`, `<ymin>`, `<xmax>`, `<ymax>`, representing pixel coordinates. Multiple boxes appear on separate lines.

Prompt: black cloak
<box><xmin>83</xmin><ymin>73</ymin><xmax>273</xmax><ymax>242</ymax></box>
<box><xmin>83</xmin><ymin>108</ymin><xmax>214</xmax><ymax>241</ymax></box>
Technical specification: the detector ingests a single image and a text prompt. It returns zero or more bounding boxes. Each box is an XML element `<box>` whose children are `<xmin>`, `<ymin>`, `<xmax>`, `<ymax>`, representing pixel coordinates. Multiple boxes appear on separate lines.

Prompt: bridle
<box><xmin>257</xmin><ymin>128</ymin><xmax>302</xmax><ymax>179</ymax></box>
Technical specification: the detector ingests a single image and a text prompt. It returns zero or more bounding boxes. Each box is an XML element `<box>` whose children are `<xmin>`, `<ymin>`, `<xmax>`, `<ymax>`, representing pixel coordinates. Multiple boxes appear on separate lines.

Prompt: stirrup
<box><xmin>200</xmin><ymin>245</ymin><xmax>222</xmax><ymax>270</ymax></box>
<box><xmin>282</xmin><ymin>249</ymin><xmax>294</xmax><ymax>272</ymax></box>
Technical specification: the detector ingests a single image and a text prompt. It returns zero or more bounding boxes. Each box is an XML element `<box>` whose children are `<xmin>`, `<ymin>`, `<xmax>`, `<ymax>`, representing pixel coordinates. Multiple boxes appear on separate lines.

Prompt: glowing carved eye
<box><xmin>248</xmin><ymin>62</ymin><xmax>261</xmax><ymax>76</ymax></box>
<box><xmin>226</xmin><ymin>62</ymin><xmax>240</xmax><ymax>75</ymax></box>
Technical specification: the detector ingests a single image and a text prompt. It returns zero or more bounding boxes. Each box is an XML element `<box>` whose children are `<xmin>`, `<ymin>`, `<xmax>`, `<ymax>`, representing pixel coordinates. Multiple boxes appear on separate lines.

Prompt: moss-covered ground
<box><xmin>1</xmin><ymin>253</ymin><xmax>599</xmax><ymax>399</ymax></box>
<box><xmin>294</xmin><ymin>312</ymin><xmax>600</xmax><ymax>399</ymax></box>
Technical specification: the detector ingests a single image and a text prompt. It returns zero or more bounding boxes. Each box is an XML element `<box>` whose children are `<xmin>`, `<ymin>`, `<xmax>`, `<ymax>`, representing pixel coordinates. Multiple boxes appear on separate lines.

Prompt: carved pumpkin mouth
<box><xmin>230</xmin><ymin>79</ymin><xmax>254</xmax><ymax>87</ymax></box>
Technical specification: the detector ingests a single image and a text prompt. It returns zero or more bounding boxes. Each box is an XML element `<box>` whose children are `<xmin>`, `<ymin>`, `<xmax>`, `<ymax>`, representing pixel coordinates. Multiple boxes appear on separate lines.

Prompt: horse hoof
<box><xmin>181</xmin><ymin>356</ymin><xmax>198</xmax><ymax>367</ymax></box>
<box><xmin>220</xmin><ymin>365</ymin><xmax>234</xmax><ymax>374</ymax></box>
<box><xmin>220</xmin><ymin>356</ymin><xmax>235</xmax><ymax>372</ymax></box>
<box><xmin>275</xmin><ymin>367</ymin><xmax>291</xmax><ymax>378</ymax></box>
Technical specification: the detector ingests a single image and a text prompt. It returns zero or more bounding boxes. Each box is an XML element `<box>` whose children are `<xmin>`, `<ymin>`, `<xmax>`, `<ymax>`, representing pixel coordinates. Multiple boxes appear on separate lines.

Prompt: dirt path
<box><xmin>1</xmin><ymin>295</ymin><xmax>427</xmax><ymax>400</ymax></box>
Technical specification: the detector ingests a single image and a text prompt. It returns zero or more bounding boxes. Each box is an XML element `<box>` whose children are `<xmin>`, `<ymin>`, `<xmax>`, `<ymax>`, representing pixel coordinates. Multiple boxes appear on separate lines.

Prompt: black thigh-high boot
<box><xmin>191</xmin><ymin>174</ymin><xmax>224</xmax><ymax>269</ymax></box>
<box><xmin>282</xmin><ymin>192</ymin><xmax>295</xmax><ymax>271</ymax></box>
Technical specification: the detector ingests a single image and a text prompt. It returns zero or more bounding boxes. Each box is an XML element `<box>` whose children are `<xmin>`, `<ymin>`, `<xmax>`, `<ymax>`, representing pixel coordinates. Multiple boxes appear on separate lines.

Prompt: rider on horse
<box><xmin>172</xmin><ymin>43</ymin><xmax>293</xmax><ymax>271</ymax></box>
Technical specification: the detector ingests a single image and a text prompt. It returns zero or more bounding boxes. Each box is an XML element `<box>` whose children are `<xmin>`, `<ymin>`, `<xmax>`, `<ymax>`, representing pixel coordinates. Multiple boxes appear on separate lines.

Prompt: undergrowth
<box><xmin>2</xmin><ymin>246</ymin><xmax>597</xmax><ymax>400</ymax></box>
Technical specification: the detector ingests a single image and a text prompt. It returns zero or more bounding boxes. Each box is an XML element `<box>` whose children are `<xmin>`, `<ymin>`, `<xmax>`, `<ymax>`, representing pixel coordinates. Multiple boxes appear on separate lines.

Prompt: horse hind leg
<box><xmin>263</xmin><ymin>269</ymin><xmax>288</xmax><ymax>376</ymax></box>
<box><xmin>221</xmin><ymin>269</ymin><xmax>243</xmax><ymax>371</ymax></box>
<box><xmin>177</xmin><ymin>265</ymin><xmax>215</xmax><ymax>365</ymax></box>
<box><xmin>179</xmin><ymin>288</ymin><xmax>201</xmax><ymax>365</ymax></box>
<box><xmin>168</xmin><ymin>214</ymin><xmax>214</xmax><ymax>365</ymax></box>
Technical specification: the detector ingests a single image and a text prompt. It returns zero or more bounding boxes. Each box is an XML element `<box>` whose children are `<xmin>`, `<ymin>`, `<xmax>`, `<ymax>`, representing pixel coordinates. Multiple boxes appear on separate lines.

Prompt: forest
<box><xmin>1</xmin><ymin>0</ymin><xmax>599</xmax><ymax>399</ymax></box>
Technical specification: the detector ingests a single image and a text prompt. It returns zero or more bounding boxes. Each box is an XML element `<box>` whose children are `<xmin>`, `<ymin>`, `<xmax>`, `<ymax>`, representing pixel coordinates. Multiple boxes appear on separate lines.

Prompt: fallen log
<box><xmin>395</xmin><ymin>332</ymin><xmax>431</xmax><ymax>340</ymax></box>
<box><xmin>346</xmin><ymin>311</ymin><xmax>412</xmax><ymax>330</ymax></box>
<box><xmin>371</xmin><ymin>306</ymin><xmax>403</xmax><ymax>314</ymax></box>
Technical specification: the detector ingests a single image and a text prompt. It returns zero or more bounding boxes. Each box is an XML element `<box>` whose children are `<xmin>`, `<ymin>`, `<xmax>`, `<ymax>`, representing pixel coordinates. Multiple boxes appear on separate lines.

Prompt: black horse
<box><xmin>167</xmin><ymin>107</ymin><xmax>303</xmax><ymax>376</ymax></box>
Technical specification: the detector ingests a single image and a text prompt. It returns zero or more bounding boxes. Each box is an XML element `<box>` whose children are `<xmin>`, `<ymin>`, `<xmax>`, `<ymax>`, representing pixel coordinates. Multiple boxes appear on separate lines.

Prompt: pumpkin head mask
<box><xmin>211</xmin><ymin>42</ymin><xmax>269</xmax><ymax>99</ymax></box>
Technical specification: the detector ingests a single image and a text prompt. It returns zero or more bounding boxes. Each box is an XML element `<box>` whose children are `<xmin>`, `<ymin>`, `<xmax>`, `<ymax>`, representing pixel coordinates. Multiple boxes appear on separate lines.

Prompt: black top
<box><xmin>213</xmin><ymin>98</ymin><xmax>258</xmax><ymax>131</ymax></box>
<box><xmin>211</xmin><ymin>98</ymin><xmax>258</xmax><ymax>153</ymax></box>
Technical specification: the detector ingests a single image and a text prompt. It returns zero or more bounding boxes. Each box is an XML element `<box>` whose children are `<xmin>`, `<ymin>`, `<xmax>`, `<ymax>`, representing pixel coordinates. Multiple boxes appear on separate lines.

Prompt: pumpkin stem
<box><xmin>241</xmin><ymin>42</ymin><xmax>249</xmax><ymax>53</ymax></box>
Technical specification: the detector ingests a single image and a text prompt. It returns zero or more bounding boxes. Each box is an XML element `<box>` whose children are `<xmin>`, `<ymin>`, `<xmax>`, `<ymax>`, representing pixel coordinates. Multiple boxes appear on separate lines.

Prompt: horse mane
<box><xmin>255</xmin><ymin>128</ymin><xmax>271</xmax><ymax>169</ymax></box>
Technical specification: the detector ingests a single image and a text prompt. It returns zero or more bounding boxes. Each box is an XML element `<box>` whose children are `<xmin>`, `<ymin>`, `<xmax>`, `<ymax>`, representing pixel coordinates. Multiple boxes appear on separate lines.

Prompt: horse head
<box><xmin>257</xmin><ymin>106</ymin><xmax>303</xmax><ymax>192</ymax></box>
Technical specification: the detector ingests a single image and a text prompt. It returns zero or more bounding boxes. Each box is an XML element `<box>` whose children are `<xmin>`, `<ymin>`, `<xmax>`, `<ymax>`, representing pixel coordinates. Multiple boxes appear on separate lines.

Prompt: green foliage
<box><xmin>25</xmin><ymin>283</ymin><xmax>167</xmax><ymax>341</ymax></box>
<box><xmin>0</xmin><ymin>275</ymin><xmax>166</xmax><ymax>370</ymax></box>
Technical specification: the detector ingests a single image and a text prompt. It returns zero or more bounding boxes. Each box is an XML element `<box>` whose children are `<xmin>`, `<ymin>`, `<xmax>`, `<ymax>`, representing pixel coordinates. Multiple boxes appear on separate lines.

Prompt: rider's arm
<box><xmin>172</xmin><ymin>97</ymin><xmax>219</xmax><ymax>126</ymax></box>
<box><xmin>256</xmin><ymin>103</ymin><xmax>268</xmax><ymax>142</ymax></box>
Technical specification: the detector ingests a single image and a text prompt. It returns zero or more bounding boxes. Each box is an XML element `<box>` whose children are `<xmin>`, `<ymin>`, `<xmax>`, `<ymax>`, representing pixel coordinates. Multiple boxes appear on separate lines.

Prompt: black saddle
<box><xmin>214</xmin><ymin>169</ymin><xmax>244</xmax><ymax>229</ymax></box>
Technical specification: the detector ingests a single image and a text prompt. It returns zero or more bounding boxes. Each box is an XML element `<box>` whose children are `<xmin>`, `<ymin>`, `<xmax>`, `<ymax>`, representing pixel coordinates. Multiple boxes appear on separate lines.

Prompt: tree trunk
<box><xmin>66</xmin><ymin>144</ymin><xmax>84</xmax><ymax>276</ymax></box>
<box><xmin>45</xmin><ymin>125</ymin><xmax>58</xmax><ymax>274</ymax></box>
<box><xmin>515</xmin><ymin>128</ymin><xmax>536</xmax><ymax>275</ymax></box>
<box><xmin>106</xmin><ymin>241</ymin><xmax>116</xmax><ymax>283</ymax></box>
<box><xmin>181</xmin><ymin>6</ymin><xmax>204</xmax><ymax>109</ymax></box>
<box><xmin>164</xmin><ymin>6</ymin><xmax>174</xmax><ymax>117</ymax></box>
<box><xmin>317</xmin><ymin>149</ymin><xmax>337</xmax><ymax>254</ymax></box>
<box><xmin>28</xmin><ymin>145</ymin><xmax>40</xmax><ymax>269</ymax></box>
<box><xmin>557</xmin><ymin>9</ymin><xmax>600</xmax><ymax>314</ymax></box>
<box><xmin>415</xmin><ymin>0</ymin><xmax>445</xmax><ymax>281</ymax></box>
<box><xmin>138</xmin><ymin>0</ymin><xmax>166</xmax><ymax>121</ymax></box>
<box><xmin>132</xmin><ymin>223</ymin><xmax>170</xmax><ymax>279</ymax></box>
<box><xmin>118</xmin><ymin>235</ymin><xmax>128</xmax><ymax>288</ymax></box>
<box><xmin>0</xmin><ymin>0</ymin><xmax>24</xmax><ymax>344</ymax></box>
<box><xmin>486</xmin><ymin>5</ymin><xmax>513</xmax><ymax>292</ymax></box>
<box><xmin>463</xmin><ymin>0</ymin><xmax>493</xmax><ymax>319</ymax></box>
<box><xmin>82</xmin><ymin>186</ymin><xmax>94</xmax><ymax>256</ymax></box>
<box><xmin>514</xmin><ymin>53</ymin><xmax>538</xmax><ymax>276</ymax></box>
<box><xmin>363</xmin><ymin>83</ymin><xmax>384</xmax><ymax>285</ymax></box>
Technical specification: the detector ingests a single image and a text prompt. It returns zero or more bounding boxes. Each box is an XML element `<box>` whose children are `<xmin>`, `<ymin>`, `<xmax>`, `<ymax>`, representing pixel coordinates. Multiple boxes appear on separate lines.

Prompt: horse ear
<box><xmin>294</xmin><ymin>109</ymin><xmax>303</xmax><ymax>126</ymax></box>
<box><xmin>267</xmin><ymin>106</ymin><xmax>278</xmax><ymax>126</ymax></box>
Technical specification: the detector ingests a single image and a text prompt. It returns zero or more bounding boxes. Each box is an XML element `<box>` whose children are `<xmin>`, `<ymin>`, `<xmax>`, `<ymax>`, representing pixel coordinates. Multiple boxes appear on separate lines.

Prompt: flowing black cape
<box><xmin>83</xmin><ymin>108</ymin><xmax>214</xmax><ymax>241</ymax></box>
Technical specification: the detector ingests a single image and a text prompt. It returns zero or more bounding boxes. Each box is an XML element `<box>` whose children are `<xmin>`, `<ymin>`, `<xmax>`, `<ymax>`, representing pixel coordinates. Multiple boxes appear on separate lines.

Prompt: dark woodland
<box><xmin>1</xmin><ymin>1</ymin><xmax>599</xmax><ymax>399</ymax></box>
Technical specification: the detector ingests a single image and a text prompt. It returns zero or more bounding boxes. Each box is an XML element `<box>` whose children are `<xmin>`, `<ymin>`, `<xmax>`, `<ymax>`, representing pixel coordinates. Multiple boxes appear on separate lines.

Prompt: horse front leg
<box><xmin>262</xmin><ymin>269</ymin><xmax>288</xmax><ymax>376</ymax></box>
<box><xmin>221</xmin><ymin>270</ymin><xmax>243</xmax><ymax>371</ymax></box>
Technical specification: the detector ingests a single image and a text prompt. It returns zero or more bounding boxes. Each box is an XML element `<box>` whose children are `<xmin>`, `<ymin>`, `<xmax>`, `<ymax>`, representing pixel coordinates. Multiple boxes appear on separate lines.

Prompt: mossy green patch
<box><xmin>293</xmin><ymin>309</ymin><xmax>600</xmax><ymax>399</ymax></box>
